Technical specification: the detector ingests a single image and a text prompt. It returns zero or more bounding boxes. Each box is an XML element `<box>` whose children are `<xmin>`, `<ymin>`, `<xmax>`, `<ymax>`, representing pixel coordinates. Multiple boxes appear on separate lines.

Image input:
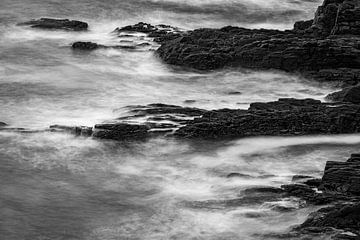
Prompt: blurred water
<box><xmin>0</xmin><ymin>0</ymin><xmax>350</xmax><ymax>239</ymax></box>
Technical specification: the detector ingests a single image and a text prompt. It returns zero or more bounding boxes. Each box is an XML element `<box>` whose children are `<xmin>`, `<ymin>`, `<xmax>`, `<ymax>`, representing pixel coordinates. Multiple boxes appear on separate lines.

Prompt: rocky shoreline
<box><xmin>14</xmin><ymin>0</ymin><xmax>360</xmax><ymax>238</ymax></box>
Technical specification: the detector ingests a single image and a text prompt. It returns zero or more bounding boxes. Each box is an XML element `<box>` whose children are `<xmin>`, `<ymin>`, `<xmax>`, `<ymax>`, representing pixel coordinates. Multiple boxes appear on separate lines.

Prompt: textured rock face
<box><xmin>92</xmin><ymin>123</ymin><xmax>150</xmax><ymax>140</ymax></box>
<box><xmin>175</xmin><ymin>98</ymin><xmax>360</xmax><ymax>139</ymax></box>
<box><xmin>113</xmin><ymin>22</ymin><xmax>184</xmax><ymax>43</ymax></box>
<box><xmin>59</xmin><ymin>99</ymin><xmax>360</xmax><ymax>141</ymax></box>
<box><xmin>320</xmin><ymin>154</ymin><xmax>360</xmax><ymax>195</ymax></box>
<box><xmin>309</xmin><ymin>0</ymin><xmax>360</xmax><ymax>36</ymax></box>
<box><xmin>326</xmin><ymin>84</ymin><xmax>360</xmax><ymax>103</ymax></box>
<box><xmin>300</xmin><ymin>203</ymin><xmax>360</xmax><ymax>236</ymax></box>
<box><xmin>156</xmin><ymin>0</ymin><xmax>360</xmax><ymax>86</ymax></box>
<box><xmin>18</xmin><ymin>18</ymin><xmax>88</xmax><ymax>31</ymax></box>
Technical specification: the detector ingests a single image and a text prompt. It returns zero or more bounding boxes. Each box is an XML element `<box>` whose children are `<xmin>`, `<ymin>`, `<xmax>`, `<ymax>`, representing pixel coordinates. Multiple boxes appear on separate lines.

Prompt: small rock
<box><xmin>72</xmin><ymin>41</ymin><xmax>100</xmax><ymax>50</ymax></box>
<box><xmin>292</xmin><ymin>175</ymin><xmax>314</xmax><ymax>182</ymax></box>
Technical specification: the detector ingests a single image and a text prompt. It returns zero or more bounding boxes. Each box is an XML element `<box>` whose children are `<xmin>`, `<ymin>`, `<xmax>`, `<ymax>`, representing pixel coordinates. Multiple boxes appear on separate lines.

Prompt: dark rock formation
<box><xmin>299</xmin><ymin>203</ymin><xmax>360</xmax><ymax>237</ymax></box>
<box><xmin>18</xmin><ymin>18</ymin><xmax>88</xmax><ymax>31</ymax></box>
<box><xmin>307</xmin><ymin>0</ymin><xmax>360</xmax><ymax>36</ymax></box>
<box><xmin>67</xmin><ymin>98</ymin><xmax>360</xmax><ymax>141</ymax></box>
<box><xmin>156</xmin><ymin>0</ymin><xmax>360</xmax><ymax>86</ymax></box>
<box><xmin>72</xmin><ymin>42</ymin><xmax>101</xmax><ymax>50</ymax></box>
<box><xmin>326</xmin><ymin>84</ymin><xmax>360</xmax><ymax>103</ymax></box>
<box><xmin>304</xmin><ymin>178</ymin><xmax>323</xmax><ymax>188</ymax></box>
<box><xmin>0</xmin><ymin>122</ymin><xmax>7</xmax><ymax>127</ymax></box>
<box><xmin>175</xmin><ymin>98</ymin><xmax>360</xmax><ymax>139</ymax></box>
<box><xmin>114</xmin><ymin>22</ymin><xmax>185</xmax><ymax>43</ymax></box>
<box><xmin>92</xmin><ymin>123</ymin><xmax>150</xmax><ymax>141</ymax></box>
<box><xmin>319</xmin><ymin>153</ymin><xmax>360</xmax><ymax>195</ymax></box>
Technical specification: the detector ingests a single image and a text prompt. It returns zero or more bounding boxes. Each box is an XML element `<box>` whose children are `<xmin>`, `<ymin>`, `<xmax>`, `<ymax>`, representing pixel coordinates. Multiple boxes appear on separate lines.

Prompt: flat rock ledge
<box><xmin>18</xmin><ymin>18</ymin><xmax>88</xmax><ymax>31</ymax></box>
<box><xmin>53</xmin><ymin>98</ymin><xmax>360</xmax><ymax>141</ymax></box>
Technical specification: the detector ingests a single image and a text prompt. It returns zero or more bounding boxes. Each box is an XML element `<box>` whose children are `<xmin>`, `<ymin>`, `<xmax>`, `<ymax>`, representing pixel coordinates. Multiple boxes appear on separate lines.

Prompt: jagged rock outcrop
<box><xmin>156</xmin><ymin>0</ymin><xmax>360</xmax><ymax>87</ymax></box>
<box><xmin>319</xmin><ymin>153</ymin><xmax>360</xmax><ymax>195</ymax></box>
<box><xmin>326</xmin><ymin>84</ymin><xmax>360</xmax><ymax>103</ymax></box>
<box><xmin>59</xmin><ymin>98</ymin><xmax>360</xmax><ymax>141</ymax></box>
<box><xmin>306</xmin><ymin>0</ymin><xmax>360</xmax><ymax>36</ymax></box>
<box><xmin>18</xmin><ymin>18</ymin><xmax>88</xmax><ymax>31</ymax></box>
<box><xmin>175</xmin><ymin>98</ymin><xmax>360</xmax><ymax>139</ymax></box>
<box><xmin>92</xmin><ymin>123</ymin><xmax>150</xmax><ymax>140</ymax></box>
<box><xmin>113</xmin><ymin>22</ymin><xmax>185</xmax><ymax>43</ymax></box>
<box><xmin>300</xmin><ymin>203</ymin><xmax>360</xmax><ymax>236</ymax></box>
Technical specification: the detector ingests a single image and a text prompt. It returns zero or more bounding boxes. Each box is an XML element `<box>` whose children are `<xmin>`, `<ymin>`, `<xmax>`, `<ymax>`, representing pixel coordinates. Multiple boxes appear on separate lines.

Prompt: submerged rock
<box><xmin>49</xmin><ymin>125</ymin><xmax>93</xmax><ymax>136</ymax></box>
<box><xmin>18</xmin><ymin>18</ymin><xmax>88</xmax><ymax>31</ymax></box>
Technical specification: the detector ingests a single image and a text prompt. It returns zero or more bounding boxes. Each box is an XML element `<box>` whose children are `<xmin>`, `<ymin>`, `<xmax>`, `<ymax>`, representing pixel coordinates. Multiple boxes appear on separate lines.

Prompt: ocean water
<box><xmin>0</xmin><ymin>0</ymin><xmax>355</xmax><ymax>239</ymax></box>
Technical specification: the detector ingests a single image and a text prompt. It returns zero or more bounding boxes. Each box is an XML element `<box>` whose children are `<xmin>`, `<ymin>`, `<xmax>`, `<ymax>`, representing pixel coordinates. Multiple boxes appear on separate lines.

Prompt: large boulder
<box><xmin>18</xmin><ymin>18</ymin><xmax>88</xmax><ymax>31</ymax></box>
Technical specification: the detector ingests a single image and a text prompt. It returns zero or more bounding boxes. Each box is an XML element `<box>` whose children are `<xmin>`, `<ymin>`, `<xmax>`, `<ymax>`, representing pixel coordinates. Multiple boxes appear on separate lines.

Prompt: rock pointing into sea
<box><xmin>18</xmin><ymin>18</ymin><xmax>88</xmax><ymax>31</ymax></box>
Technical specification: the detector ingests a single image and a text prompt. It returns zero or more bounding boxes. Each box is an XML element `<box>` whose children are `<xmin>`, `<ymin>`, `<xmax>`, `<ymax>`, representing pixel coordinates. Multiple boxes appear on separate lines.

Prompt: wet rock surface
<box><xmin>327</xmin><ymin>84</ymin><xmax>360</xmax><ymax>103</ymax></box>
<box><xmin>113</xmin><ymin>22</ymin><xmax>185</xmax><ymax>43</ymax></box>
<box><xmin>58</xmin><ymin>98</ymin><xmax>360</xmax><ymax>141</ymax></box>
<box><xmin>320</xmin><ymin>153</ymin><xmax>360</xmax><ymax>195</ymax></box>
<box><xmin>18</xmin><ymin>18</ymin><xmax>88</xmax><ymax>31</ymax></box>
<box><xmin>156</xmin><ymin>0</ymin><xmax>360</xmax><ymax>87</ymax></box>
<box><xmin>175</xmin><ymin>98</ymin><xmax>360</xmax><ymax>139</ymax></box>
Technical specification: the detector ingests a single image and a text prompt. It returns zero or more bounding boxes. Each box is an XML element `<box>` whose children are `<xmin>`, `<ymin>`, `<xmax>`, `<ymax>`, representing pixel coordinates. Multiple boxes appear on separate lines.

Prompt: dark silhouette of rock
<box><xmin>0</xmin><ymin>122</ymin><xmax>7</xmax><ymax>127</ymax></box>
<box><xmin>304</xmin><ymin>178</ymin><xmax>323</xmax><ymax>188</ymax></box>
<box><xmin>18</xmin><ymin>18</ymin><xmax>88</xmax><ymax>31</ymax></box>
<box><xmin>92</xmin><ymin>123</ymin><xmax>149</xmax><ymax>140</ymax></box>
<box><xmin>299</xmin><ymin>203</ymin><xmax>360</xmax><ymax>236</ymax></box>
<box><xmin>175</xmin><ymin>98</ymin><xmax>360</xmax><ymax>139</ymax></box>
<box><xmin>72</xmin><ymin>42</ymin><xmax>100</xmax><ymax>50</ymax></box>
<box><xmin>292</xmin><ymin>175</ymin><xmax>314</xmax><ymax>182</ymax></box>
<box><xmin>156</xmin><ymin>0</ymin><xmax>360</xmax><ymax>86</ymax></box>
<box><xmin>319</xmin><ymin>154</ymin><xmax>360</xmax><ymax>195</ymax></box>
<box><xmin>113</xmin><ymin>22</ymin><xmax>184</xmax><ymax>43</ymax></box>
<box><xmin>326</xmin><ymin>84</ymin><xmax>360</xmax><ymax>103</ymax></box>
